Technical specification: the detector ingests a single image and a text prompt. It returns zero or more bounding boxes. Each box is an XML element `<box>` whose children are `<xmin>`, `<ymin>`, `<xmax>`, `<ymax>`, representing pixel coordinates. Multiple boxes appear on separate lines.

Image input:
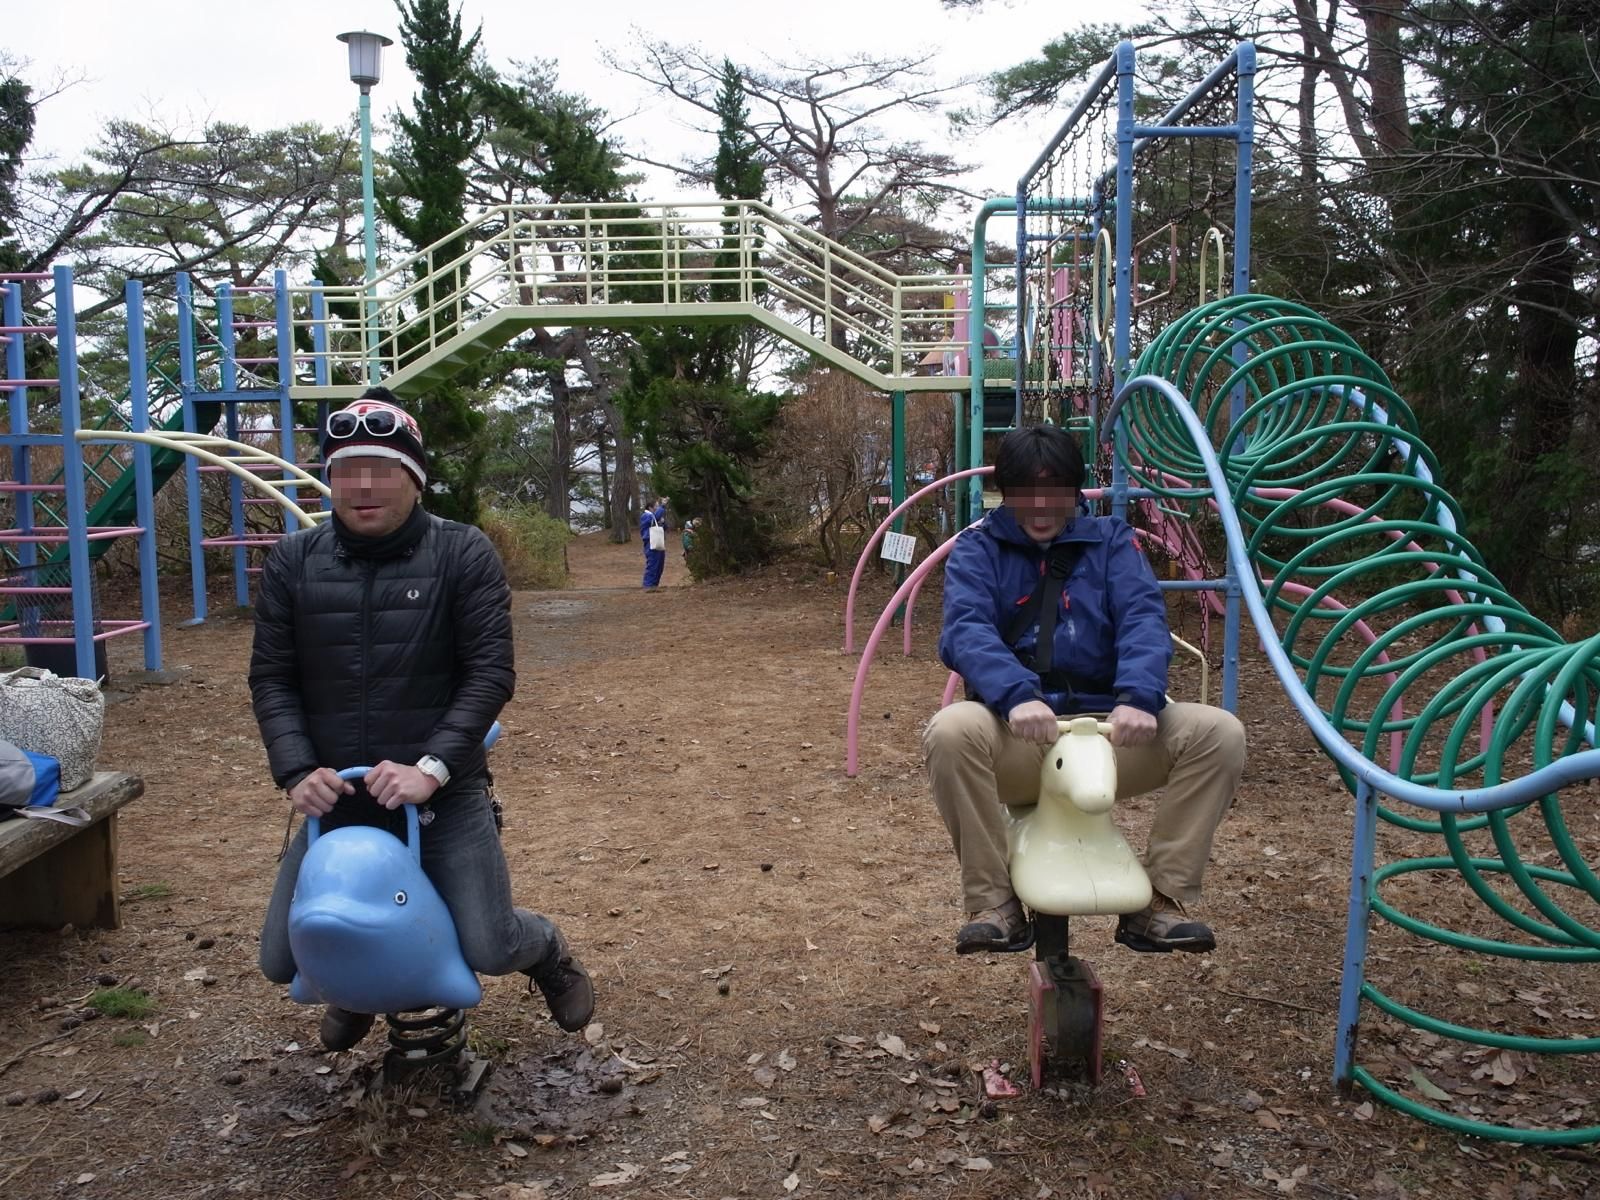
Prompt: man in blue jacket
<box><xmin>640</xmin><ymin>498</ymin><xmax>668</xmax><ymax>590</ymax></box>
<box><xmin>923</xmin><ymin>425</ymin><xmax>1245</xmax><ymax>956</ymax></box>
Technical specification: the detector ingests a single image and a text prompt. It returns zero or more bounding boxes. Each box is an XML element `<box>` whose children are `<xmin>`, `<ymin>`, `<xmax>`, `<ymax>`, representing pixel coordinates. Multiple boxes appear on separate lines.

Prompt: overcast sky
<box><xmin>8</xmin><ymin>0</ymin><xmax>1150</xmax><ymax>215</ymax></box>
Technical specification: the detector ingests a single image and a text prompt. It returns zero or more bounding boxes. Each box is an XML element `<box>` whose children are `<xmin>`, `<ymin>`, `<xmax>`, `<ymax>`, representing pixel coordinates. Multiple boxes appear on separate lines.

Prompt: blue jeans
<box><xmin>259</xmin><ymin>787</ymin><xmax>557</xmax><ymax>985</ymax></box>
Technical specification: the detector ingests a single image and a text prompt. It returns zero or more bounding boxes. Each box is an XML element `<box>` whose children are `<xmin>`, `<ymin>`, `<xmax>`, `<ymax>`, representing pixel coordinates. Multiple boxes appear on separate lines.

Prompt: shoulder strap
<box><xmin>1000</xmin><ymin>541</ymin><xmax>1087</xmax><ymax>660</ymax></box>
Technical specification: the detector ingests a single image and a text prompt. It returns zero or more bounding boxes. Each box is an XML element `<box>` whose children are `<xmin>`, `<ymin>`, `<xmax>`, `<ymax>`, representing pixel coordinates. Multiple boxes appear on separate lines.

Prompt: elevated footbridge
<box><xmin>285</xmin><ymin>200</ymin><xmax>988</xmax><ymax>400</ymax></box>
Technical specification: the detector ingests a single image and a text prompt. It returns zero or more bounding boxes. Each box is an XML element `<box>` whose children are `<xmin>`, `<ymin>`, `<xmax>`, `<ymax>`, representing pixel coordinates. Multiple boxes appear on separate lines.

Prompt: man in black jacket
<box><xmin>251</xmin><ymin>388</ymin><xmax>594</xmax><ymax>1051</ymax></box>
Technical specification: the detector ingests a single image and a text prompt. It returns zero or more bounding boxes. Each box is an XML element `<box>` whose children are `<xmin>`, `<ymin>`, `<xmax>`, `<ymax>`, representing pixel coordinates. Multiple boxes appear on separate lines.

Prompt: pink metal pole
<box><xmin>844</xmin><ymin>466</ymin><xmax>990</xmax><ymax>653</ymax></box>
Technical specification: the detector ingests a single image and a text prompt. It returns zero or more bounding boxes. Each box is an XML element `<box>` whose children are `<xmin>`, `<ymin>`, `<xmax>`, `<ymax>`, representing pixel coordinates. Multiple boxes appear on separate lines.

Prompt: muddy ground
<box><xmin>2</xmin><ymin>532</ymin><xmax>1596</xmax><ymax>1200</ymax></box>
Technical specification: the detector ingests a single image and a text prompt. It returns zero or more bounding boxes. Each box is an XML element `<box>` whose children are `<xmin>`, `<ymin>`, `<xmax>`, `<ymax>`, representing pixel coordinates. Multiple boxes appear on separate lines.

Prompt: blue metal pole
<box><xmin>217</xmin><ymin>285</ymin><xmax>249</xmax><ymax>608</ymax></box>
<box><xmin>54</xmin><ymin>266</ymin><xmax>98</xmax><ymax>680</ymax></box>
<box><xmin>125</xmin><ymin>281</ymin><xmax>162</xmax><ymax>670</ymax></box>
<box><xmin>969</xmin><ymin>198</ymin><xmax>1015</xmax><ymax>523</ymax></box>
<box><xmin>1334</xmin><ymin>779</ymin><xmax>1378</xmax><ymax>1089</ymax></box>
<box><xmin>274</xmin><ymin>269</ymin><xmax>298</xmax><ymax>519</ymax></box>
<box><xmin>177</xmin><ymin>274</ymin><xmax>208</xmax><ymax>625</ymax></box>
<box><xmin>1110</xmin><ymin>40</ymin><xmax>1136</xmax><ymax>523</ymax></box>
<box><xmin>3</xmin><ymin>284</ymin><xmax>37</xmax><ymax>598</ymax></box>
<box><xmin>359</xmin><ymin>86</ymin><xmax>381</xmax><ymax>385</ymax></box>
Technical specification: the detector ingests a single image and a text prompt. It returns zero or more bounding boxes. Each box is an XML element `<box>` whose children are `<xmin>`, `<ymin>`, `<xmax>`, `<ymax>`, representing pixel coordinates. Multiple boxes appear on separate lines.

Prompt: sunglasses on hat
<box><xmin>326</xmin><ymin>408</ymin><xmax>401</xmax><ymax>440</ymax></box>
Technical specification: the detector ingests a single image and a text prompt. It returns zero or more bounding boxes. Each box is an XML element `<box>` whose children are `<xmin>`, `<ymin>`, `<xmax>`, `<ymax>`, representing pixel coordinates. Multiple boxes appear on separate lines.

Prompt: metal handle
<box><xmin>301</xmin><ymin>721</ymin><xmax>501</xmax><ymax>856</ymax></box>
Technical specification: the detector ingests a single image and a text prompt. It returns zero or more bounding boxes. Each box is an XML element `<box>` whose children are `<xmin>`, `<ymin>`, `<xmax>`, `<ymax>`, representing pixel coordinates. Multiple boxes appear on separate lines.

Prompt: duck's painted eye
<box><xmin>394</xmin><ymin>891</ymin><xmax>408</xmax><ymax>905</ymax></box>
<box><xmin>1055</xmin><ymin>757</ymin><xmax>1063</xmax><ymax>769</ymax></box>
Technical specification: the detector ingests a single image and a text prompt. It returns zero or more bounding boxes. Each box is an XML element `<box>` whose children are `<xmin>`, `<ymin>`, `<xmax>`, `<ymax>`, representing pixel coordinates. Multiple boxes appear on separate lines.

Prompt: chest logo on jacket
<box><xmin>407</xmin><ymin>589</ymin><xmax>420</xmax><ymax>600</ymax></box>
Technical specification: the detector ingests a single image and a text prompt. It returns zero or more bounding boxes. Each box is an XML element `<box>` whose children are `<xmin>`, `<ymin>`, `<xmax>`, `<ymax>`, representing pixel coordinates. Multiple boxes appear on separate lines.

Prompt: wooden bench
<box><xmin>0</xmin><ymin>771</ymin><xmax>144</xmax><ymax>930</ymax></box>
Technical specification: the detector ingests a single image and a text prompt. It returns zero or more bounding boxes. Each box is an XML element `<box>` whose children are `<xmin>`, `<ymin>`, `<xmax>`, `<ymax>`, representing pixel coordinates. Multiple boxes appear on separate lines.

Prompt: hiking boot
<box><xmin>955</xmin><ymin>897</ymin><xmax>1034</xmax><ymax>956</ymax></box>
<box><xmin>528</xmin><ymin>929</ymin><xmax>596</xmax><ymax>1032</ymax></box>
<box><xmin>1115</xmin><ymin>893</ymin><xmax>1216</xmax><ymax>954</ymax></box>
<box><xmin>319</xmin><ymin>1005</ymin><xmax>376</xmax><ymax>1052</ymax></box>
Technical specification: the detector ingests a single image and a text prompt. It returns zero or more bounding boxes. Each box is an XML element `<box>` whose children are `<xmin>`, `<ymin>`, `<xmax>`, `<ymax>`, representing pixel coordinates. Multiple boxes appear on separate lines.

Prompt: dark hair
<box><xmin>993</xmin><ymin>424</ymin><xmax>1086</xmax><ymax>491</ymax></box>
<box><xmin>358</xmin><ymin>384</ymin><xmax>403</xmax><ymax>406</ymax></box>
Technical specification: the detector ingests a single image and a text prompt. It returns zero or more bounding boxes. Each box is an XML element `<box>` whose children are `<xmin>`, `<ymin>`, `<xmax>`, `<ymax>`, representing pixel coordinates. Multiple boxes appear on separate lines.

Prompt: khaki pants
<box><xmin>922</xmin><ymin>701</ymin><xmax>1245</xmax><ymax>913</ymax></box>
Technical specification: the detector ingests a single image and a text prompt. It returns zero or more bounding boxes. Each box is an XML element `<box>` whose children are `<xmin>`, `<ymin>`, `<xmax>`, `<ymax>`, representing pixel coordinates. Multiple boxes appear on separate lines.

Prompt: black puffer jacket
<box><xmin>248</xmin><ymin>511</ymin><xmax>514</xmax><ymax>801</ymax></box>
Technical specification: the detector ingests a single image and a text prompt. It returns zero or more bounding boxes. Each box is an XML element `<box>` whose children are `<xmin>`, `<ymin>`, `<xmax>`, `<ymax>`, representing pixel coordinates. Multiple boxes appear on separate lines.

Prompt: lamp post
<box><xmin>337</xmin><ymin>30</ymin><xmax>393</xmax><ymax>385</ymax></box>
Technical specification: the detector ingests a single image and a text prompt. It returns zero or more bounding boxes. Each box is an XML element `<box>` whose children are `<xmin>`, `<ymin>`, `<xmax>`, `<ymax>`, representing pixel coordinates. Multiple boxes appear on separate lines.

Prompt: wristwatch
<box><xmin>416</xmin><ymin>754</ymin><xmax>451</xmax><ymax>787</ymax></box>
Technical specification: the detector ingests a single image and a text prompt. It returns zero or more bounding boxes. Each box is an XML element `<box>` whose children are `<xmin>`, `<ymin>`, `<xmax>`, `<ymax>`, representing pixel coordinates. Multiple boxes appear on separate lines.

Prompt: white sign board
<box><xmin>880</xmin><ymin>531</ymin><xmax>917</xmax><ymax>565</ymax></box>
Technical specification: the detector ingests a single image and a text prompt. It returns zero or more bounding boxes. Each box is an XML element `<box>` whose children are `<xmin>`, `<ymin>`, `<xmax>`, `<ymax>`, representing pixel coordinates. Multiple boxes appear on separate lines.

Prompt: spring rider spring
<box><xmin>287</xmin><ymin>728</ymin><xmax>499</xmax><ymax>1088</ymax></box>
<box><xmin>1006</xmin><ymin>716</ymin><xmax>1151</xmax><ymax>1088</ymax></box>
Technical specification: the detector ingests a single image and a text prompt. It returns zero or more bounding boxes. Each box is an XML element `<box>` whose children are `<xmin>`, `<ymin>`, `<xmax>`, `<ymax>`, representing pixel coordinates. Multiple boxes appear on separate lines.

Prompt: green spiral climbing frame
<box><xmin>1121</xmin><ymin>294</ymin><xmax>1600</xmax><ymax>1144</ymax></box>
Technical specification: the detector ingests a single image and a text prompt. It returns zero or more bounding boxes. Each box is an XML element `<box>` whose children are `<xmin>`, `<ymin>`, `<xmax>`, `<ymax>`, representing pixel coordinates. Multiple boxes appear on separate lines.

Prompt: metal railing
<box><xmin>285</xmin><ymin>200</ymin><xmax>973</xmax><ymax>394</ymax></box>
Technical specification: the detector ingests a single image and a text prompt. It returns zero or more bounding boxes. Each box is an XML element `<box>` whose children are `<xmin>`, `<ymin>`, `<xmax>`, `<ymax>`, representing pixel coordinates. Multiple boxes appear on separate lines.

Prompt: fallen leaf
<box><xmin>75</xmin><ymin>1174</ymin><xmax>95</xmax><ymax>1186</ymax></box>
<box><xmin>962</xmin><ymin>1158</ymin><xmax>993</xmax><ymax>1171</ymax></box>
<box><xmin>867</xmin><ymin>1114</ymin><xmax>891</xmax><ymax>1134</ymax></box>
<box><xmin>1408</xmin><ymin>1068</ymin><xmax>1452</xmax><ymax>1103</ymax></box>
<box><xmin>589</xmin><ymin>1163</ymin><xmax>642</xmax><ymax>1188</ymax></box>
<box><xmin>783</xmin><ymin>1172</ymin><xmax>799</xmax><ymax>1192</ymax></box>
<box><xmin>584</xmin><ymin>1023</ymin><xmax>605</xmax><ymax>1045</ymax></box>
<box><xmin>1487</xmin><ymin>1052</ymin><xmax>1518</xmax><ymax>1087</ymax></box>
<box><xmin>659</xmin><ymin>1151</ymin><xmax>688</xmax><ymax>1163</ymax></box>
<box><xmin>64</xmin><ymin>1088</ymin><xmax>86</xmax><ymax>1101</ymax></box>
<box><xmin>505</xmin><ymin>1142</ymin><xmax>528</xmax><ymax>1158</ymax></box>
<box><xmin>1210</xmin><ymin>1145</ymin><xmax>1235</xmax><ymax>1169</ymax></box>
<box><xmin>875</xmin><ymin>1032</ymin><xmax>911</xmax><ymax>1059</ymax></box>
<box><xmin>1255</xmin><ymin>1109</ymin><xmax>1283</xmax><ymax>1131</ymax></box>
<box><xmin>918</xmin><ymin>1021</ymin><xmax>941</xmax><ymax>1035</ymax></box>
<box><xmin>1353</xmin><ymin>1101</ymin><xmax>1374</xmax><ymax>1120</ymax></box>
<box><xmin>777</xmin><ymin>1050</ymin><xmax>797</xmax><ymax>1072</ymax></box>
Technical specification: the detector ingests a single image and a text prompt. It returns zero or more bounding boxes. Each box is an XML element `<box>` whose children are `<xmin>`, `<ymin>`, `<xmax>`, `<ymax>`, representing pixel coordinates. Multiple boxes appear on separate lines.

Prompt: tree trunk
<box><xmin>1495</xmin><ymin>201</ymin><xmax>1580</xmax><ymax>599</ymax></box>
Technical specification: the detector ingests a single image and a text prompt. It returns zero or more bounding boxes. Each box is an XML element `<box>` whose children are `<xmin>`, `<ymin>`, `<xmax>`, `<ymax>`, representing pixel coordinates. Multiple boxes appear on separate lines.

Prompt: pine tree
<box><xmin>379</xmin><ymin>0</ymin><xmax>487</xmax><ymax>524</ymax></box>
<box><xmin>617</xmin><ymin>62</ymin><xmax>780</xmax><ymax>577</ymax></box>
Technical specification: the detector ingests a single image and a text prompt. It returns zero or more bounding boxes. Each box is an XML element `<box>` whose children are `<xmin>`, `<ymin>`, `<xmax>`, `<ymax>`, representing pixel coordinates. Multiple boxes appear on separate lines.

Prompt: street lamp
<box><xmin>337</xmin><ymin>30</ymin><xmax>393</xmax><ymax>385</ymax></box>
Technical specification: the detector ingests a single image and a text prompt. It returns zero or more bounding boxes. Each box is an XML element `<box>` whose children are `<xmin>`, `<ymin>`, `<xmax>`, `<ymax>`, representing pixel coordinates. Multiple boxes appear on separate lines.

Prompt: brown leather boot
<box><xmin>527</xmin><ymin>929</ymin><xmax>595</xmax><ymax>1032</ymax></box>
<box><xmin>955</xmin><ymin>896</ymin><xmax>1034</xmax><ymax>955</ymax></box>
<box><xmin>1115</xmin><ymin>893</ymin><xmax>1216</xmax><ymax>953</ymax></box>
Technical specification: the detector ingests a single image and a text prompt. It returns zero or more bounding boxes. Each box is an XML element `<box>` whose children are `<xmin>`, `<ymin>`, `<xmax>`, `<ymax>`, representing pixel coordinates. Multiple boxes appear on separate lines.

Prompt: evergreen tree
<box><xmin>617</xmin><ymin>62</ymin><xmax>780</xmax><ymax>576</ymax></box>
<box><xmin>380</xmin><ymin>0</ymin><xmax>486</xmax><ymax>524</ymax></box>
<box><xmin>0</xmin><ymin>73</ymin><xmax>35</xmax><ymax>273</ymax></box>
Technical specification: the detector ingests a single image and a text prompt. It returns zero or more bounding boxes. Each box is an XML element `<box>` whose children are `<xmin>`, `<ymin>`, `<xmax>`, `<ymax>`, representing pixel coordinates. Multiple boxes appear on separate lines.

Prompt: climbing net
<box><xmin>1017</xmin><ymin>77</ymin><xmax>1116</xmax><ymax>432</ymax></box>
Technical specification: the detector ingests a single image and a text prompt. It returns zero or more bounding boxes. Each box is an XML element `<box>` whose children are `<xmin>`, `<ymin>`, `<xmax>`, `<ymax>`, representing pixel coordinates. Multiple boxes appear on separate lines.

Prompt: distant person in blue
<box><xmin>640</xmin><ymin>498</ymin><xmax>668</xmax><ymax>590</ymax></box>
<box><xmin>923</xmin><ymin>424</ymin><xmax>1245</xmax><ymax>957</ymax></box>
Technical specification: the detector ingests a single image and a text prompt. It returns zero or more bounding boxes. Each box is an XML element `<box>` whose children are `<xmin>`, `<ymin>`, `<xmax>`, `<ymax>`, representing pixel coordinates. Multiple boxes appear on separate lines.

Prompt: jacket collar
<box><xmin>983</xmin><ymin>505</ymin><xmax>1097</xmax><ymax>550</ymax></box>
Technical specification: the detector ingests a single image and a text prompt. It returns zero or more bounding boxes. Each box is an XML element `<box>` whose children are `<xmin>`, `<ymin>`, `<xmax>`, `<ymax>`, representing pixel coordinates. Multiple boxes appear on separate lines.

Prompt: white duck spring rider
<box><xmin>1005</xmin><ymin>716</ymin><xmax>1152</xmax><ymax>1087</ymax></box>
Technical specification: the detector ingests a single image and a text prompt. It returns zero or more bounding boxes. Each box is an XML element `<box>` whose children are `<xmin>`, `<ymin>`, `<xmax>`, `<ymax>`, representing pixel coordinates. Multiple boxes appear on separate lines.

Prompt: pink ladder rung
<box><xmin>0</xmin><ymin>325</ymin><xmax>58</xmax><ymax>334</ymax></box>
<box><xmin>0</xmin><ymin>272</ymin><xmax>52</xmax><ymax>281</ymax></box>
<box><xmin>0</xmin><ymin>619</ymin><xmax>150</xmax><ymax>643</ymax></box>
<box><xmin>0</xmin><ymin>379</ymin><xmax>62</xmax><ymax>390</ymax></box>
<box><xmin>0</xmin><ymin>482</ymin><xmax>68</xmax><ymax>492</ymax></box>
<box><xmin>0</xmin><ymin>525</ymin><xmax>144</xmax><ymax>543</ymax></box>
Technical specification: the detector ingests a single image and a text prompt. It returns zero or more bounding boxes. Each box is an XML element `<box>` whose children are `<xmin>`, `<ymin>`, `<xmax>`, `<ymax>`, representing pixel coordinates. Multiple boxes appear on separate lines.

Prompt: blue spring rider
<box><xmin>286</xmin><ymin>726</ymin><xmax>499</xmax><ymax>1081</ymax></box>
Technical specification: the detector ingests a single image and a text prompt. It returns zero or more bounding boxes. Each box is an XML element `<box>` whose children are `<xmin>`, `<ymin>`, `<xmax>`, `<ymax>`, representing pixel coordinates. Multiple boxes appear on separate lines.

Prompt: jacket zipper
<box><xmin>359</xmin><ymin>560</ymin><xmax>373</xmax><ymax>767</ymax></box>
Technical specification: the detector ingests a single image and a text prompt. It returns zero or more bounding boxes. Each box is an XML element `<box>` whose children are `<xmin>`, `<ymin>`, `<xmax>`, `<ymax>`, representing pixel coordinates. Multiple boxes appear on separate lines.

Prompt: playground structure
<box><xmin>3</xmin><ymin>34</ymin><xmax>1593</xmax><ymax>1144</ymax></box>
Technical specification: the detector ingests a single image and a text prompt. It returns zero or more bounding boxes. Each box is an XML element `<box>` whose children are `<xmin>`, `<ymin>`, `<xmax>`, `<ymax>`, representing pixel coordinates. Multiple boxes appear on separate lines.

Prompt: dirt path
<box><xmin>1</xmin><ymin>534</ymin><xmax>1595</xmax><ymax>1199</ymax></box>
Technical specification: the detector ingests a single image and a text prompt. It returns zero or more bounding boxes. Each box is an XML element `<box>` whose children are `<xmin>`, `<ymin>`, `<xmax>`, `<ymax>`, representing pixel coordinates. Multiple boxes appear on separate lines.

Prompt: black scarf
<box><xmin>332</xmin><ymin>501</ymin><xmax>428</xmax><ymax>560</ymax></box>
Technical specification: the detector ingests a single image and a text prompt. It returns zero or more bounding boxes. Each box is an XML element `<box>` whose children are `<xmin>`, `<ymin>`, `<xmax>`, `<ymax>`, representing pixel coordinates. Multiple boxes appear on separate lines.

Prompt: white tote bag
<box><xmin>0</xmin><ymin>667</ymin><xmax>104</xmax><ymax>791</ymax></box>
<box><xmin>648</xmin><ymin>523</ymin><xmax>666</xmax><ymax>552</ymax></box>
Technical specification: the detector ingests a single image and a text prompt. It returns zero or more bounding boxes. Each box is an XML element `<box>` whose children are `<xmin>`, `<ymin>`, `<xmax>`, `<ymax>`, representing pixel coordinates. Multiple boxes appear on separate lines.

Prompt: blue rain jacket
<box><xmin>938</xmin><ymin>506</ymin><xmax>1171</xmax><ymax>718</ymax></box>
